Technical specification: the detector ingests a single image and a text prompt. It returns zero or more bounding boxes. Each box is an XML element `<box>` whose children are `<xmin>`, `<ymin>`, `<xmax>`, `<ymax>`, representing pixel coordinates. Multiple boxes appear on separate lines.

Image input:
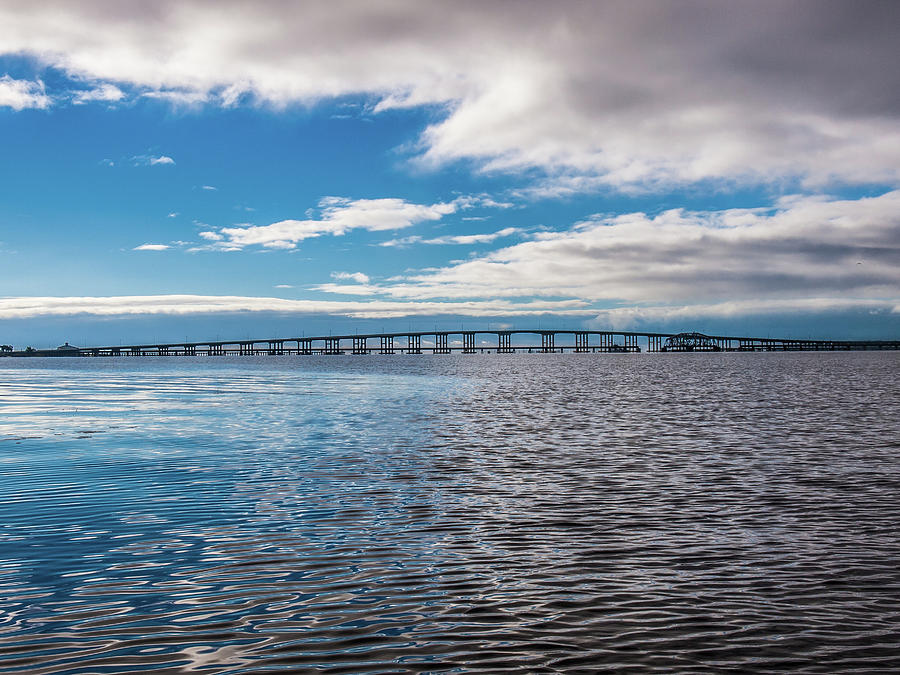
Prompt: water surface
<box><xmin>1</xmin><ymin>353</ymin><xmax>899</xmax><ymax>673</ymax></box>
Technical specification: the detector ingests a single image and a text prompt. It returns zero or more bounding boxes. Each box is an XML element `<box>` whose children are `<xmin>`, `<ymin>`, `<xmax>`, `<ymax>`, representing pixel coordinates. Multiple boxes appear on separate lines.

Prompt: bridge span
<box><xmin>4</xmin><ymin>330</ymin><xmax>899</xmax><ymax>357</ymax></box>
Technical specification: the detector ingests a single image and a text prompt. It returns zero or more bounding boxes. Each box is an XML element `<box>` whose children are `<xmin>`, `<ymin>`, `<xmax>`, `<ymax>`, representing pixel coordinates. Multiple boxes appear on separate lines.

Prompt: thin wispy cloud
<box><xmin>141</xmin><ymin>89</ymin><xmax>208</xmax><ymax>106</ymax></box>
<box><xmin>331</xmin><ymin>271</ymin><xmax>370</xmax><ymax>284</ymax></box>
<box><xmin>0</xmin><ymin>295</ymin><xmax>596</xmax><ymax>320</ymax></box>
<box><xmin>72</xmin><ymin>83</ymin><xmax>124</xmax><ymax>104</ymax></box>
<box><xmin>131</xmin><ymin>154</ymin><xmax>175</xmax><ymax>167</ymax></box>
<box><xmin>380</xmin><ymin>227</ymin><xmax>520</xmax><ymax>247</ymax></box>
<box><xmin>133</xmin><ymin>243</ymin><xmax>170</xmax><ymax>251</ymax></box>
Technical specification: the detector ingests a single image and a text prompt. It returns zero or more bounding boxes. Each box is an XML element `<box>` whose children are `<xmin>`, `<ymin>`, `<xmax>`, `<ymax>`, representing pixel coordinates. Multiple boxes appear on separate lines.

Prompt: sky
<box><xmin>1</xmin><ymin>0</ymin><xmax>899</xmax><ymax>347</ymax></box>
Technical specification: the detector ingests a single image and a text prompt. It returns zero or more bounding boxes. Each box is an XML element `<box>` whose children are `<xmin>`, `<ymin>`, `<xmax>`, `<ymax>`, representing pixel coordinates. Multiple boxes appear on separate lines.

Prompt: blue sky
<box><xmin>1</xmin><ymin>1</ymin><xmax>899</xmax><ymax>347</ymax></box>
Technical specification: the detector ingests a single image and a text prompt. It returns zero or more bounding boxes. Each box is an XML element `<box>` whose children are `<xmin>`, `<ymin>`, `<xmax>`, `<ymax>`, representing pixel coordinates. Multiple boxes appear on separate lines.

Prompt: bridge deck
<box><xmin>3</xmin><ymin>329</ymin><xmax>898</xmax><ymax>357</ymax></box>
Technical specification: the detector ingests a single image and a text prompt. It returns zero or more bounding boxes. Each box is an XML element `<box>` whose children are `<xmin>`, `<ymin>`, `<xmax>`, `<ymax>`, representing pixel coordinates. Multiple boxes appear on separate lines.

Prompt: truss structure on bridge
<box><xmin>661</xmin><ymin>332</ymin><xmax>722</xmax><ymax>352</ymax></box>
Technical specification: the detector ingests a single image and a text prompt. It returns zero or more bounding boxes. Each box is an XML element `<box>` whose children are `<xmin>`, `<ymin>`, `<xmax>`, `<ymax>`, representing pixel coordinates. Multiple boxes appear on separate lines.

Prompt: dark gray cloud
<box><xmin>1</xmin><ymin>0</ymin><xmax>898</xmax><ymax>188</ymax></box>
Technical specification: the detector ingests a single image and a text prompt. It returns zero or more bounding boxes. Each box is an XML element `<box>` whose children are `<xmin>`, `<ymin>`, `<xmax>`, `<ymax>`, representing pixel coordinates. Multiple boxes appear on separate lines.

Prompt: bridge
<box><xmin>3</xmin><ymin>330</ymin><xmax>898</xmax><ymax>357</ymax></box>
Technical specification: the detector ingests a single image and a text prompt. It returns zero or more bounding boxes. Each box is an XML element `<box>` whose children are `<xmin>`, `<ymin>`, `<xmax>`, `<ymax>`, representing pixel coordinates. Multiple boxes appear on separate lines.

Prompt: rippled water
<box><xmin>1</xmin><ymin>352</ymin><xmax>899</xmax><ymax>673</ymax></box>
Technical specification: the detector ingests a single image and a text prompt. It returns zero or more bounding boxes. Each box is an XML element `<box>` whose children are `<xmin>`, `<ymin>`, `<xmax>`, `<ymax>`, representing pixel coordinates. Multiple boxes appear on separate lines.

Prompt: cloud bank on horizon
<box><xmin>1</xmin><ymin>0</ymin><xmax>899</xmax><ymax>337</ymax></box>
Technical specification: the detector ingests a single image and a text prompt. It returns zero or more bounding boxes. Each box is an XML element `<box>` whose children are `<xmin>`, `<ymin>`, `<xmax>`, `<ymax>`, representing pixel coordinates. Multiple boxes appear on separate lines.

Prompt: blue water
<box><xmin>1</xmin><ymin>353</ymin><xmax>899</xmax><ymax>673</ymax></box>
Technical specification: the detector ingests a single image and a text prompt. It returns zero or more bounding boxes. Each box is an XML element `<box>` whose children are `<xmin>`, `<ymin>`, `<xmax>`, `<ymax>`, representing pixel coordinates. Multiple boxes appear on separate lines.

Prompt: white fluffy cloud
<box><xmin>214</xmin><ymin>197</ymin><xmax>461</xmax><ymax>249</ymax></box>
<box><xmin>317</xmin><ymin>191</ymin><xmax>900</xmax><ymax>309</ymax></box>
<box><xmin>2</xmin><ymin>2</ymin><xmax>898</xmax><ymax>189</ymax></box>
<box><xmin>0</xmin><ymin>75</ymin><xmax>50</xmax><ymax>110</ymax></box>
<box><xmin>133</xmin><ymin>243</ymin><xmax>170</xmax><ymax>251</ymax></box>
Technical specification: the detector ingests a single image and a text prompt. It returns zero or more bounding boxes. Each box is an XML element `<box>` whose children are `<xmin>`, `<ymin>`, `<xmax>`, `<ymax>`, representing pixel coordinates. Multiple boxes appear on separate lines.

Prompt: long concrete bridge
<box><xmin>4</xmin><ymin>330</ymin><xmax>899</xmax><ymax>357</ymax></box>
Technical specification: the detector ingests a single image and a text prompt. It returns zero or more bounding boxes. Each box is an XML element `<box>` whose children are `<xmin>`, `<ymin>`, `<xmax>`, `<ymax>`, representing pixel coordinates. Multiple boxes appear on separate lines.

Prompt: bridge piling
<box><xmin>498</xmin><ymin>332</ymin><xmax>513</xmax><ymax>353</ymax></box>
<box><xmin>575</xmin><ymin>332</ymin><xmax>589</xmax><ymax>352</ymax></box>
<box><xmin>541</xmin><ymin>333</ymin><xmax>555</xmax><ymax>353</ymax></box>
<box><xmin>434</xmin><ymin>333</ymin><xmax>450</xmax><ymax>354</ymax></box>
<box><xmin>462</xmin><ymin>332</ymin><xmax>476</xmax><ymax>353</ymax></box>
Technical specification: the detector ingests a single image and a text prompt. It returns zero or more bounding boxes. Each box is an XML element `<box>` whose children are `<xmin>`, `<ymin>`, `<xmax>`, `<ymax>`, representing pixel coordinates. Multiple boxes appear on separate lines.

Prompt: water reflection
<box><xmin>1</xmin><ymin>353</ymin><xmax>899</xmax><ymax>672</ymax></box>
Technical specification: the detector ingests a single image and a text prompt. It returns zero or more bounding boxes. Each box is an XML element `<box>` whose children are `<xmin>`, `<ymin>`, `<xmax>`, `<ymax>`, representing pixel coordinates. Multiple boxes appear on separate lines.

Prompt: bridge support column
<box><xmin>184</xmin><ymin>345</ymin><xmax>196</xmax><ymax>356</ymax></box>
<box><xmin>497</xmin><ymin>332</ymin><xmax>513</xmax><ymax>353</ymax></box>
<box><xmin>352</xmin><ymin>337</ymin><xmax>367</xmax><ymax>355</ymax></box>
<box><xmin>462</xmin><ymin>332</ymin><xmax>476</xmax><ymax>353</ymax></box>
<box><xmin>299</xmin><ymin>339</ymin><xmax>312</xmax><ymax>355</ymax></box>
<box><xmin>407</xmin><ymin>334</ymin><xmax>421</xmax><ymax>354</ymax></box>
<box><xmin>575</xmin><ymin>332</ymin><xmax>589</xmax><ymax>352</ymax></box>
<box><xmin>380</xmin><ymin>336</ymin><xmax>394</xmax><ymax>354</ymax></box>
<box><xmin>324</xmin><ymin>338</ymin><xmax>341</xmax><ymax>355</ymax></box>
<box><xmin>541</xmin><ymin>332</ymin><xmax>555</xmax><ymax>353</ymax></box>
<box><xmin>434</xmin><ymin>333</ymin><xmax>450</xmax><ymax>354</ymax></box>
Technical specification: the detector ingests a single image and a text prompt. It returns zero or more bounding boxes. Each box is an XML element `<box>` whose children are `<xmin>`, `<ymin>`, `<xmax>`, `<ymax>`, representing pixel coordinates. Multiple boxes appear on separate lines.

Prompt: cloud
<box><xmin>167</xmin><ymin>211</ymin><xmax>178</xmax><ymax>218</ymax></box>
<box><xmin>274</xmin><ymin>284</ymin><xmax>294</xmax><ymax>289</ymax></box>
<box><xmin>0</xmin><ymin>295</ymin><xmax>595</xmax><ymax>320</ymax></box>
<box><xmin>380</xmin><ymin>226</ymin><xmax>520</xmax><ymax>247</ymax></box>
<box><xmin>0</xmin><ymin>75</ymin><xmax>50</xmax><ymax>110</ymax></box>
<box><xmin>331</xmin><ymin>271</ymin><xmax>370</xmax><ymax>284</ymax></box>
<box><xmin>141</xmin><ymin>89</ymin><xmax>208</xmax><ymax>106</ymax></box>
<box><xmin>131</xmin><ymin>154</ymin><xmax>175</xmax><ymax>166</ymax></box>
<box><xmin>213</xmin><ymin>196</ymin><xmax>461</xmax><ymax>250</ymax></box>
<box><xmin>133</xmin><ymin>243</ymin><xmax>170</xmax><ymax>251</ymax></box>
<box><xmin>317</xmin><ymin>191</ymin><xmax>900</xmax><ymax>309</ymax></box>
<box><xmin>73</xmin><ymin>83</ymin><xmax>124</xmax><ymax>104</ymax></box>
<box><xmin>202</xmin><ymin>185</ymin><xmax>217</xmax><ymax>191</ymax></box>
<box><xmin>588</xmin><ymin>298</ymin><xmax>900</xmax><ymax>331</ymax></box>
<box><xmin>1</xmin><ymin>2</ymin><xmax>898</xmax><ymax>190</ymax></box>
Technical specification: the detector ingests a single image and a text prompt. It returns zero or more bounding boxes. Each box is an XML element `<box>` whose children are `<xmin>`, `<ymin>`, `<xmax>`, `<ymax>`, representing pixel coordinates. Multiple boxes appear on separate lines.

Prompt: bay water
<box><xmin>1</xmin><ymin>352</ymin><xmax>899</xmax><ymax>673</ymax></box>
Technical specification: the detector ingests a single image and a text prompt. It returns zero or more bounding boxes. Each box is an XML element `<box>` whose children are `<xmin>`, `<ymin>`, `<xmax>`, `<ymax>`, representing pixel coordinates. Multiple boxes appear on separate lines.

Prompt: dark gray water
<box><xmin>1</xmin><ymin>352</ymin><xmax>899</xmax><ymax>673</ymax></box>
